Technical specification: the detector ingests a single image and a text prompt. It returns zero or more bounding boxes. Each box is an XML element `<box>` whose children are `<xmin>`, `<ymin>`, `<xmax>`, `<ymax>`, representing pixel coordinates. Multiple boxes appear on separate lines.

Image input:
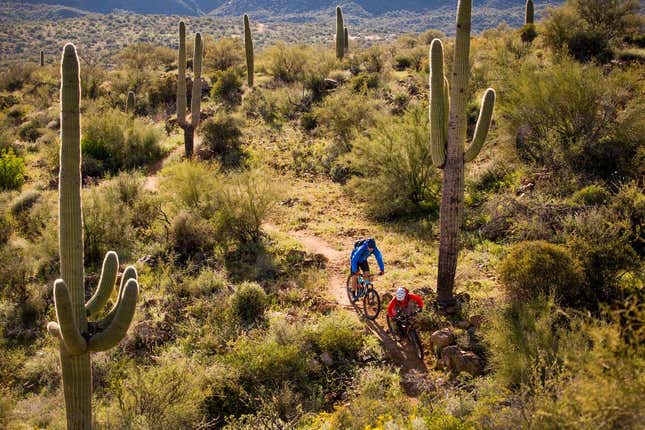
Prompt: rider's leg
<box><xmin>351</xmin><ymin>273</ymin><xmax>359</xmax><ymax>293</ymax></box>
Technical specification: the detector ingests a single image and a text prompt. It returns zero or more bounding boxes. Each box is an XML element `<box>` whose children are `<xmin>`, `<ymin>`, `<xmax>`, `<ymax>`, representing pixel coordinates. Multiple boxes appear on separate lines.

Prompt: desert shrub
<box><xmin>313</xmin><ymin>90</ymin><xmax>376</xmax><ymax>149</ymax></box>
<box><xmin>610</xmin><ymin>181</ymin><xmax>644</xmax><ymax>254</ymax></box>
<box><xmin>503</xmin><ymin>59</ymin><xmax>643</xmax><ymax>179</ymax></box>
<box><xmin>306</xmin><ymin>311</ymin><xmax>363</xmax><ymax>359</ymax></box>
<box><xmin>351</xmin><ymin>73</ymin><xmax>380</xmax><ymax>94</ymax></box>
<box><xmin>182</xmin><ymin>269</ymin><xmax>227</xmax><ymax>298</ymax></box>
<box><xmin>265</xmin><ymin>42</ymin><xmax>308</xmax><ymax>83</ymax></box>
<box><xmin>169</xmin><ymin>211</ymin><xmax>216</xmax><ymax>263</ymax></box>
<box><xmin>0</xmin><ymin>213</ymin><xmax>10</xmax><ymax>245</ymax></box>
<box><xmin>562</xmin><ymin>208</ymin><xmax>640</xmax><ymax>303</ymax></box>
<box><xmin>199</xmin><ymin>112</ymin><xmax>244</xmax><ymax>167</ymax></box>
<box><xmin>17</xmin><ymin>120</ymin><xmax>42</xmax><ymax>142</ymax></box>
<box><xmin>205</xmin><ymin>37</ymin><xmax>244</xmax><ymax>72</ymax></box>
<box><xmin>211</xmin><ymin>68</ymin><xmax>243</xmax><ymax>107</ymax></box>
<box><xmin>225</xmin><ymin>334</ymin><xmax>310</xmax><ymax>390</ymax></box>
<box><xmin>160</xmin><ymin>160</ymin><xmax>220</xmax><ymax>218</ymax></box>
<box><xmin>216</xmin><ymin>169</ymin><xmax>279</xmax><ymax>243</ymax></box>
<box><xmin>571</xmin><ymin>184</ymin><xmax>610</xmax><ymax>206</ymax></box>
<box><xmin>81</xmin><ymin>108</ymin><xmax>164</xmax><ymax>177</ymax></box>
<box><xmin>567</xmin><ymin>30</ymin><xmax>613</xmax><ymax>63</ymax></box>
<box><xmin>499</xmin><ymin>241</ymin><xmax>585</xmax><ymax>306</ymax></box>
<box><xmin>242</xmin><ymin>88</ymin><xmax>278</xmax><ymax>123</ymax></box>
<box><xmin>147</xmin><ymin>72</ymin><xmax>176</xmax><ymax>111</ymax></box>
<box><xmin>10</xmin><ymin>189</ymin><xmax>41</xmax><ymax>216</ymax></box>
<box><xmin>0</xmin><ymin>149</ymin><xmax>25</xmax><ymax>190</ymax></box>
<box><xmin>16</xmin><ymin>346</ymin><xmax>60</xmax><ymax>393</ymax></box>
<box><xmin>103</xmin><ymin>352</ymin><xmax>210</xmax><ymax>430</ymax></box>
<box><xmin>360</xmin><ymin>46</ymin><xmax>386</xmax><ymax>73</ymax></box>
<box><xmin>0</xmin><ymin>62</ymin><xmax>37</xmax><ymax>91</ymax></box>
<box><xmin>344</xmin><ymin>104</ymin><xmax>441</xmax><ymax>219</ymax></box>
<box><xmin>228</xmin><ymin>282</ymin><xmax>268</xmax><ymax>327</ymax></box>
<box><xmin>82</xmin><ymin>174</ymin><xmax>144</xmax><ymax>267</ymax></box>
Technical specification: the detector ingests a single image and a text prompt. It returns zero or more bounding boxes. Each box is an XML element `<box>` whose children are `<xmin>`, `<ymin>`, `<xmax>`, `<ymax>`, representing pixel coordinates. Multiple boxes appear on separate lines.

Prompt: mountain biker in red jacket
<box><xmin>387</xmin><ymin>287</ymin><xmax>424</xmax><ymax>318</ymax></box>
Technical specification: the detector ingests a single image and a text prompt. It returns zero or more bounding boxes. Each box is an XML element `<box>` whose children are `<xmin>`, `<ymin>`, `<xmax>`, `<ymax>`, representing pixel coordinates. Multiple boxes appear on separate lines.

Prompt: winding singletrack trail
<box><xmin>264</xmin><ymin>224</ymin><xmax>428</xmax><ymax>377</ymax></box>
<box><xmin>143</xmin><ymin>141</ymin><xmax>193</xmax><ymax>193</ymax></box>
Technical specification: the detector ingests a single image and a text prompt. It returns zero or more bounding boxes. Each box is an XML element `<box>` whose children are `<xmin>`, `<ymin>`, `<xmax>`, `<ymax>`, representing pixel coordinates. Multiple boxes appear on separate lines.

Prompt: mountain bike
<box><xmin>387</xmin><ymin>310</ymin><xmax>424</xmax><ymax>360</ymax></box>
<box><xmin>346</xmin><ymin>273</ymin><xmax>381</xmax><ymax>320</ymax></box>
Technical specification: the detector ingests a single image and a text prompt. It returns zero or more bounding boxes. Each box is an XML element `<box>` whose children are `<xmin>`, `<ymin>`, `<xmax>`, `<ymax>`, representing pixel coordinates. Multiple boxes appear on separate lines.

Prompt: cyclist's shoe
<box><xmin>350</xmin><ymin>291</ymin><xmax>359</xmax><ymax>303</ymax></box>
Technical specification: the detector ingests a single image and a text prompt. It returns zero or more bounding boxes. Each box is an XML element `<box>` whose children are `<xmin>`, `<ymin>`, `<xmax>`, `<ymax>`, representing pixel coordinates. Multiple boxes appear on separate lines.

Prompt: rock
<box><xmin>320</xmin><ymin>351</ymin><xmax>334</xmax><ymax>366</ymax></box>
<box><xmin>323</xmin><ymin>78</ymin><xmax>339</xmax><ymax>90</ymax></box>
<box><xmin>441</xmin><ymin>345</ymin><xmax>484</xmax><ymax>376</ymax></box>
<box><xmin>430</xmin><ymin>328</ymin><xmax>455</xmax><ymax>354</ymax></box>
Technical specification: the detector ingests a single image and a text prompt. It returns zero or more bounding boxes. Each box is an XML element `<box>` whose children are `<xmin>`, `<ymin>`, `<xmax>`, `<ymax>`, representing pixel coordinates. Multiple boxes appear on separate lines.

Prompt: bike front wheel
<box><xmin>363</xmin><ymin>288</ymin><xmax>381</xmax><ymax>320</ymax></box>
<box><xmin>408</xmin><ymin>328</ymin><xmax>424</xmax><ymax>361</ymax></box>
<box><xmin>386</xmin><ymin>315</ymin><xmax>403</xmax><ymax>341</ymax></box>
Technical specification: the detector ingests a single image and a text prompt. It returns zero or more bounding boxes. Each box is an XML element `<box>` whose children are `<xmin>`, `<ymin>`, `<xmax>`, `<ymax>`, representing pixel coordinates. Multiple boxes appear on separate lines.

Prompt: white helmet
<box><xmin>395</xmin><ymin>287</ymin><xmax>407</xmax><ymax>301</ymax></box>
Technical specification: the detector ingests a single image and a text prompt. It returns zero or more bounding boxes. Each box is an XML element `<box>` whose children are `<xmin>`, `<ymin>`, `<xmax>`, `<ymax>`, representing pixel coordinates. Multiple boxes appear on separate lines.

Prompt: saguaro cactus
<box><xmin>40</xmin><ymin>50</ymin><xmax>45</xmax><ymax>67</ymax></box>
<box><xmin>429</xmin><ymin>0</ymin><xmax>496</xmax><ymax>308</ymax></box>
<box><xmin>126</xmin><ymin>91</ymin><xmax>136</xmax><ymax>115</ymax></box>
<box><xmin>244</xmin><ymin>14</ymin><xmax>254</xmax><ymax>87</ymax></box>
<box><xmin>48</xmin><ymin>43</ymin><xmax>139</xmax><ymax>429</ymax></box>
<box><xmin>344</xmin><ymin>27</ymin><xmax>349</xmax><ymax>52</ymax></box>
<box><xmin>525</xmin><ymin>0</ymin><xmax>534</xmax><ymax>25</ymax></box>
<box><xmin>177</xmin><ymin>21</ymin><xmax>204</xmax><ymax>158</ymax></box>
<box><xmin>336</xmin><ymin>6</ymin><xmax>345</xmax><ymax>59</ymax></box>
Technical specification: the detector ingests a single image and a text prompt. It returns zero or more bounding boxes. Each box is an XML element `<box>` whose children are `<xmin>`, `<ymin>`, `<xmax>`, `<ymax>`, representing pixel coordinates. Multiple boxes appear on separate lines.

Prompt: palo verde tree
<box><xmin>429</xmin><ymin>0</ymin><xmax>496</xmax><ymax>308</ymax></box>
<box><xmin>177</xmin><ymin>21</ymin><xmax>204</xmax><ymax>158</ymax></box>
<box><xmin>47</xmin><ymin>43</ymin><xmax>139</xmax><ymax>429</ymax></box>
<box><xmin>244</xmin><ymin>14</ymin><xmax>254</xmax><ymax>87</ymax></box>
<box><xmin>336</xmin><ymin>6</ymin><xmax>345</xmax><ymax>59</ymax></box>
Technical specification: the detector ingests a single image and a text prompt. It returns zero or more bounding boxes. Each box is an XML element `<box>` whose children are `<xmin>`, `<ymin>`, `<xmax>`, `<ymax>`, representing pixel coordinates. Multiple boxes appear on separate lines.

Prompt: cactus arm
<box><xmin>190</xmin><ymin>33</ymin><xmax>203</xmax><ymax>129</ymax></box>
<box><xmin>85</xmin><ymin>251</ymin><xmax>119</xmax><ymax>317</ymax></box>
<box><xmin>344</xmin><ymin>27</ymin><xmax>349</xmax><ymax>52</ymax></box>
<box><xmin>336</xmin><ymin>6</ymin><xmax>345</xmax><ymax>59</ymax></box>
<box><xmin>89</xmin><ymin>279</ymin><xmax>139</xmax><ymax>352</ymax></box>
<box><xmin>177</xmin><ymin>21</ymin><xmax>188</xmax><ymax>128</ymax></box>
<box><xmin>525</xmin><ymin>0</ymin><xmax>534</xmax><ymax>25</ymax></box>
<box><xmin>47</xmin><ymin>321</ymin><xmax>62</xmax><ymax>338</ymax></box>
<box><xmin>443</xmin><ymin>77</ymin><xmax>450</xmax><ymax>142</ymax></box>
<box><xmin>96</xmin><ymin>265</ymin><xmax>138</xmax><ymax>329</ymax></box>
<box><xmin>244</xmin><ymin>14</ymin><xmax>254</xmax><ymax>87</ymax></box>
<box><xmin>465</xmin><ymin>88</ymin><xmax>496</xmax><ymax>162</ymax></box>
<box><xmin>53</xmin><ymin>279</ymin><xmax>87</xmax><ymax>355</ymax></box>
<box><xmin>429</xmin><ymin>39</ymin><xmax>447</xmax><ymax>168</ymax></box>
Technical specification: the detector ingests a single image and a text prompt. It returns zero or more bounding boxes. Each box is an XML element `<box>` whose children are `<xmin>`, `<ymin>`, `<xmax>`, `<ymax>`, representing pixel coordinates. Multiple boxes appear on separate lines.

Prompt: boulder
<box><xmin>440</xmin><ymin>345</ymin><xmax>484</xmax><ymax>376</ymax></box>
<box><xmin>430</xmin><ymin>328</ymin><xmax>455</xmax><ymax>354</ymax></box>
<box><xmin>320</xmin><ymin>351</ymin><xmax>334</xmax><ymax>367</ymax></box>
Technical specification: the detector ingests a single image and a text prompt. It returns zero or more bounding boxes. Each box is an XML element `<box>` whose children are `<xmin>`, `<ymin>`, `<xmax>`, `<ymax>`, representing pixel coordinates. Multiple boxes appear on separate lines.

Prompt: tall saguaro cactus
<box><xmin>40</xmin><ymin>50</ymin><xmax>45</xmax><ymax>67</ymax></box>
<box><xmin>336</xmin><ymin>6</ymin><xmax>345</xmax><ymax>59</ymax></box>
<box><xmin>429</xmin><ymin>0</ymin><xmax>496</xmax><ymax>308</ymax></box>
<box><xmin>525</xmin><ymin>0</ymin><xmax>534</xmax><ymax>25</ymax></box>
<box><xmin>344</xmin><ymin>26</ymin><xmax>349</xmax><ymax>52</ymax></box>
<box><xmin>48</xmin><ymin>43</ymin><xmax>140</xmax><ymax>429</ymax></box>
<box><xmin>177</xmin><ymin>21</ymin><xmax>204</xmax><ymax>158</ymax></box>
<box><xmin>126</xmin><ymin>91</ymin><xmax>136</xmax><ymax>115</ymax></box>
<box><xmin>244</xmin><ymin>14</ymin><xmax>254</xmax><ymax>87</ymax></box>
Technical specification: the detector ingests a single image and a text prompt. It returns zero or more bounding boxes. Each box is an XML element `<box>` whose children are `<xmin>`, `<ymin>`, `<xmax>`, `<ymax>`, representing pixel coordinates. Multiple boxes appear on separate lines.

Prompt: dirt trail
<box><xmin>143</xmin><ymin>142</ymin><xmax>191</xmax><ymax>193</ymax></box>
<box><xmin>265</xmin><ymin>224</ymin><xmax>427</xmax><ymax>376</ymax></box>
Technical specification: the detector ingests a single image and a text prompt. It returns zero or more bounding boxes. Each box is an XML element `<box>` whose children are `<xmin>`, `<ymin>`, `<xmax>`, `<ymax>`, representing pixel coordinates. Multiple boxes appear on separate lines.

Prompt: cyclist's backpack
<box><xmin>354</xmin><ymin>239</ymin><xmax>366</xmax><ymax>249</ymax></box>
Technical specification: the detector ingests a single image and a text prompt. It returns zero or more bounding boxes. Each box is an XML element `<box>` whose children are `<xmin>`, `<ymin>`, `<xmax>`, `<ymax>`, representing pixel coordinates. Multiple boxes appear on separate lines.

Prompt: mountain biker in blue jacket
<box><xmin>349</xmin><ymin>238</ymin><xmax>384</xmax><ymax>302</ymax></box>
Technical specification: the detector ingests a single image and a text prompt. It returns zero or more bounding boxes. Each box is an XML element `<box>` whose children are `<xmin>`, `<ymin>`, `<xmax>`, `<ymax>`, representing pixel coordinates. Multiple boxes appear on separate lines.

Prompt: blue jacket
<box><xmin>350</xmin><ymin>242</ymin><xmax>384</xmax><ymax>273</ymax></box>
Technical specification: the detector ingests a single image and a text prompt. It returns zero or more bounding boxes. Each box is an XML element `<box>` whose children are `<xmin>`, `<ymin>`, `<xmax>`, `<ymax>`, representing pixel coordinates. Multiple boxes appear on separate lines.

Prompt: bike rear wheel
<box><xmin>408</xmin><ymin>328</ymin><xmax>424</xmax><ymax>361</ymax></box>
<box><xmin>363</xmin><ymin>288</ymin><xmax>380</xmax><ymax>320</ymax></box>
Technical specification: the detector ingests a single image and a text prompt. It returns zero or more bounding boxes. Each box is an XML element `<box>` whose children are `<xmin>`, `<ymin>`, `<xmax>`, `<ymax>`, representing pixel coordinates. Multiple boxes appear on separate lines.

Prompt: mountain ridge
<box><xmin>11</xmin><ymin>0</ymin><xmax>555</xmax><ymax>16</ymax></box>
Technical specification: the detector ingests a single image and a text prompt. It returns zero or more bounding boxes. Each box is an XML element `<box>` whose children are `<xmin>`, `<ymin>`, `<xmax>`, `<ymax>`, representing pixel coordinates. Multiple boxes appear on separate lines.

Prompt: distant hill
<box><xmin>11</xmin><ymin>1</ymin><xmax>559</xmax><ymax>17</ymax></box>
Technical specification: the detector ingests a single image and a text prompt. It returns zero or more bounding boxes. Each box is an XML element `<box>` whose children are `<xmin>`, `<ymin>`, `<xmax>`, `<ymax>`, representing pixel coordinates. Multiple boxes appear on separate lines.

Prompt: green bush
<box><xmin>503</xmin><ymin>59</ymin><xmax>643</xmax><ymax>180</ymax></box>
<box><xmin>265</xmin><ymin>42</ymin><xmax>308</xmax><ymax>83</ymax></box>
<box><xmin>242</xmin><ymin>88</ymin><xmax>278</xmax><ymax>124</ymax></box>
<box><xmin>520</xmin><ymin>23</ymin><xmax>538</xmax><ymax>43</ymax></box>
<box><xmin>313</xmin><ymin>90</ymin><xmax>376</xmax><ymax>149</ymax></box>
<box><xmin>199</xmin><ymin>112</ymin><xmax>244</xmax><ymax>167</ymax></box>
<box><xmin>572</xmin><ymin>184</ymin><xmax>610</xmax><ymax>206</ymax></box>
<box><xmin>81</xmin><ymin>108</ymin><xmax>164</xmax><ymax>177</ymax></box>
<box><xmin>160</xmin><ymin>160</ymin><xmax>220</xmax><ymax>218</ymax></box>
<box><xmin>210</xmin><ymin>68</ymin><xmax>243</xmax><ymax>107</ymax></box>
<box><xmin>306</xmin><ymin>311</ymin><xmax>364</xmax><ymax>359</ymax></box>
<box><xmin>499</xmin><ymin>240</ymin><xmax>585</xmax><ymax>306</ymax></box>
<box><xmin>0</xmin><ymin>149</ymin><xmax>25</xmax><ymax>190</ymax></box>
<box><xmin>205</xmin><ymin>37</ymin><xmax>244</xmax><ymax>72</ymax></box>
<box><xmin>351</xmin><ymin>73</ymin><xmax>380</xmax><ymax>94</ymax></box>
<box><xmin>344</xmin><ymin>104</ymin><xmax>441</xmax><ymax>219</ymax></box>
<box><xmin>562</xmin><ymin>208</ymin><xmax>640</xmax><ymax>304</ymax></box>
<box><xmin>216</xmin><ymin>169</ymin><xmax>279</xmax><ymax>243</ymax></box>
<box><xmin>169</xmin><ymin>211</ymin><xmax>216</xmax><ymax>263</ymax></box>
<box><xmin>228</xmin><ymin>282</ymin><xmax>268</xmax><ymax>327</ymax></box>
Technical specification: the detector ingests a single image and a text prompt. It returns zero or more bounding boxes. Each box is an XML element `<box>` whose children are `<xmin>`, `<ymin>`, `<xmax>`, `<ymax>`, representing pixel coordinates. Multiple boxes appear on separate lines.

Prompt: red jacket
<box><xmin>387</xmin><ymin>292</ymin><xmax>424</xmax><ymax>318</ymax></box>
